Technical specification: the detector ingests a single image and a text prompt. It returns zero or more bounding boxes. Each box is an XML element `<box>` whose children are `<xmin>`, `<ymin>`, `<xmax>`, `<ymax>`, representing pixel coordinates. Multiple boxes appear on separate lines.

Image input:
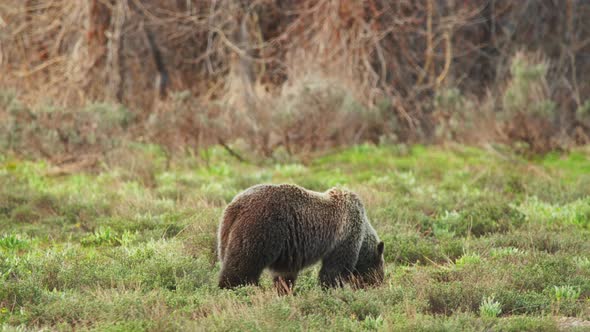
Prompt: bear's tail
<box><xmin>217</xmin><ymin>203</ymin><xmax>240</xmax><ymax>262</ymax></box>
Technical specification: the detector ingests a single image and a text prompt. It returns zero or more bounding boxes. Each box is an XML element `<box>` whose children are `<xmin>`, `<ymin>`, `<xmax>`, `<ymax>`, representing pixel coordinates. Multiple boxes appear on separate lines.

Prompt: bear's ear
<box><xmin>377</xmin><ymin>241</ymin><xmax>384</xmax><ymax>255</ymax></box>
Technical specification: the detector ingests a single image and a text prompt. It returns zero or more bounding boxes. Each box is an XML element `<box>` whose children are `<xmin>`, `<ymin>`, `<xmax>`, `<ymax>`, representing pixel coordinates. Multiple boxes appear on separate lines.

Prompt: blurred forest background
<box><xmin>1</xmin><ymin>0</ymin><xmax>590</xmax><ymax>163</ymax></box>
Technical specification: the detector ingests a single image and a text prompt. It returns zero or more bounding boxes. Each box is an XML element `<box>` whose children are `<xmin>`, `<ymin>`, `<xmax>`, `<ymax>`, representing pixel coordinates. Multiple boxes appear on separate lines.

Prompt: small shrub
<box><xmin>435</xmin><ymin>202</ymin><xmax>525</xmax><ymax>237</ymax></box>
<box><xmin>105</xmin><ymin>143</ymin><xmax>166</xmax><ymax>186</ymax></box>
<box><xmin>297</xmin><ymin>291</ymin><xmax>346</xmax><ymax>317</ymax></box>
<box><xmin>495</xmin><ymin>290</ymin><xmax>552</xmax><ymax>315</ymax></box>
<box><xmin>551</xmin><ymin>285</ymin><xmax>581</xmax><ymax>303</ymax></box>
<box><xmin>426</xmin><ymin>281</ymin><xmax>485</xmax><ymax>315</ymax></box>
<box><xmin>499</xmin><ymin>51</ymin><xmax>559</xmax><ymax>153</ymax></box>
<box><xmin>1</xmin><ymin>100</ymin><xmax>132</xmax><ymax>158</ymax></box>
<box><xmin>9</xmin><ymin>205</ymin><xmax>42</xmax><ymax>223</ymax></box>
<box><xmin>362</xmin><ymin>315</ymin><xmax>385</xmax><ymax>330</ymax></box>
<box><xmin>479</xmin><ymin>296</ymin><xmax>502</xmax><ymax>318</ymax></box>
<box><xmin>0</xmin><ymin>89</ymin><xmax>18</xmax><ymax>108</ymax></box>
<box><xmin>433</xmin><ymin>87</ymin><xmax>475</xmax><ymax>141</ymax></box>
<box><xmin>0</xmin><ymin>234</ymin><xmax>29</xmax><ymax>251</ymax></box>
<box><xmin>511</xmin><ymin>257</ymin><xmax>580</xmax><ymax>292</ymax></box>
<box><xmin>384</xmin><ymin>233</ymin><xmax>438</xmax><ymax>264</ymax></box>
<box><xmin>573</xmin><ymin>256</ymin><xmax>590</xmax><ymax>270</ymax></box>
<box><xmin>441</xmin><ymin>239</ymin><xmax>465</xmax><ymax>262</ymax></box>
<box><xmin>455</xmin><ymin>253</ymin><xmax>481</xmax><ymax>268</ymax></box>
<box><xmin>502</xmin><ymin>52</ymin><xmax>555</xmax><ymax>119</ymax></box>
<box><xmin>516</xmin><ymin>196</ymin><xmax>590</xmax><ymax>228</ymax></box>
<box><xmin>146</xmin><ymin>93</ymin><xmax>225</xmax><ymax>156</ymax></box>
<box><xmin>347</xmin><ymin>292</ymin><xmax>383</xmax><ymax>321</ymax></box>
<box><xmin>494</xmin><ymin>316</ymin><xmax>558</xmax><ymax>332</ymax></box>
<box><xmin>550</xmin><ymin>285</ymin><xmax>583</xmax><ymax>316</ymax></box>
<box><xmin>576</xmin><ymin>99</ymin><xmax>590</xmax><ymax>122</ymax></box>
<box><xmin>80</xmin><ymin>227</ymin><xmax>120</xmax><ymax>247</ymax></box>
<box><xmin>490</xmin><ymin>247</ymin><xmax>522</xmax><ymax>258</ymax></box>
<box><xmin>504</xmin><ymin>174</ymin><xmax>526</xmax><ymax>195</ymax></box>
<box><xmin>270</xmin><ymin>74</ymin><xmax>371</xmax><ymax>154</ymax></box>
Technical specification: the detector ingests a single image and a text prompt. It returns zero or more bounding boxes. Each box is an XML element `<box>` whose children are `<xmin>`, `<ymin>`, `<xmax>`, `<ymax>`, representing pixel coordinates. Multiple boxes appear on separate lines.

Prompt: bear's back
<box><xmin>231</xmin><ymin>184</ymin><xmax>331</xmax><ymax>208</ymax></box>
<box><xmin>223</xmin><ymin>184</ymin><xmax>349</xmax><ymax>268</ymax></box>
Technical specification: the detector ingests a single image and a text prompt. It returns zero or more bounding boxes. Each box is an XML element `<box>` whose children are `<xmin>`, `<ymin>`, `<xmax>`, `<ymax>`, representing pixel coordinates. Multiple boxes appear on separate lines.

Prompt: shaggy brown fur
<box><xmin>217</xmin><ymin>184</ymin><xmax>384</xmax><ymax>294</ymax></box>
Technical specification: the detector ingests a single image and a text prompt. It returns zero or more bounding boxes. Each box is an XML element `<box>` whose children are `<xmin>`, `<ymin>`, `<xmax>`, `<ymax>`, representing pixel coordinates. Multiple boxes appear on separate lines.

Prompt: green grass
<box><xmin>1</xmin><ymin>144</ymin><xmax>589</xmax><ymax>331</ymax></box>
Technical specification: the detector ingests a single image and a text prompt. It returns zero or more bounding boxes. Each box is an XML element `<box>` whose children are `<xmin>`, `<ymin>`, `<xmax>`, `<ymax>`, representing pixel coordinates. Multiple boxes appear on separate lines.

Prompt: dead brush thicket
<box><xmin>1</xmin><ymin>1</ymin><xmax>589</xmax><ymax>160</ymax></box>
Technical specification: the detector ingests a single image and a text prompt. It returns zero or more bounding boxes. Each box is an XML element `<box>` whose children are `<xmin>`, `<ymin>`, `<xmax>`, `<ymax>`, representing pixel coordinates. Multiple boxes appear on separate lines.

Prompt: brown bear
<box><xmin>217</xmin><ymin>184</ymin><xmax>384</xmax><ymax>294</ymax></box>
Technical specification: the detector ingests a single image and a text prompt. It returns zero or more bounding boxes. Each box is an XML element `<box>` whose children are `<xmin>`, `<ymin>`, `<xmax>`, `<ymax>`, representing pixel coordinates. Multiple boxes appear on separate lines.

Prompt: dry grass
<box><xmin>1</xmin><ymin>1</ymin><xmax>590</xmax><ymax>157</ymax></box>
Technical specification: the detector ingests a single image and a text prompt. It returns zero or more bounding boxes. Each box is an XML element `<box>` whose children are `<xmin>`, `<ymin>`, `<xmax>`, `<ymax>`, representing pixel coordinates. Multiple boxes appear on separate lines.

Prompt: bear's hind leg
<box><xmin>218</xmin><ymin>269</ymin><xmax>260</xmax><ymax>289</ymax></box>
<box><xmin>218</xmin><ymin>233</ymin><xmax>283</xmax><ymax>290</ymax></box>
<box><xmin>218</xmin><ymin>252</ymin><xmax>267</xmax><ymax>289</ymax></box>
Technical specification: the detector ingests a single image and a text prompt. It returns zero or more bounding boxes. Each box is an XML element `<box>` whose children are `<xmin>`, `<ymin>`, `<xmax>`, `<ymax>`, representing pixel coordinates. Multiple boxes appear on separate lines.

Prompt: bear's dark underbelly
<box><xmin>267</xmin><ymin>205</ymin><xmax>335</xmax><ymax>273</ymax></box>
<box><xmin>270</xmin><ymin>249</ymin><xmax>324</xmax><ymax>273</ymax></box>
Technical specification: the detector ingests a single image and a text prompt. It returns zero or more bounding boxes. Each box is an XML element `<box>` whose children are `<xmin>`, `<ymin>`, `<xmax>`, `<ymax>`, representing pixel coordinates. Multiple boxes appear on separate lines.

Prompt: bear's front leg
<box><xmin>319</xmin><ymin>266</ymin><xmax>353</xmax><ymax>288</ymax></box>
<box><xmin>272</xmin><ymin>273</ymin><xmax>298</xmax><ymax>296</ymax></box>
<box><xmin>318</xmin><ymin>239</ymin><xmax>361</xmax><ymax>288</ymax></box>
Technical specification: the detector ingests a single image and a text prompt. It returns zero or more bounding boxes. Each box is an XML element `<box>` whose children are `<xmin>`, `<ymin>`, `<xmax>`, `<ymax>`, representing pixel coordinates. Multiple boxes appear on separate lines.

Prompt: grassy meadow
<box><xmin>1</xmin><ymin>144</ymin><xmax>589</xmax><ymax>331</ymax></box>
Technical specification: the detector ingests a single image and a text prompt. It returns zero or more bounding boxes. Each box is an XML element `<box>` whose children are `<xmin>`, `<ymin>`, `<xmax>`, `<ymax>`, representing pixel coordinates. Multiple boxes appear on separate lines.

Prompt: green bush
<box><xmin>502</xmin><ymin>52</ymin><xmax>555</xmax><ymax>119</ymax></box>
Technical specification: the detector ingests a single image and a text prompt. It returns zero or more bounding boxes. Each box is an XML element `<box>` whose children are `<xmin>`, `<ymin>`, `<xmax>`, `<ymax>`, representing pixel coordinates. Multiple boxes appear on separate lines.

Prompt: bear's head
<box><xmin>344</xmin><ymin>192</ymin><xmax>385</xmax><ymax>287</ymax></box>
<box><xmin>354</xmin><ymin>236</ymin><xmax>385</xmax><ymax>287</ymax></box>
